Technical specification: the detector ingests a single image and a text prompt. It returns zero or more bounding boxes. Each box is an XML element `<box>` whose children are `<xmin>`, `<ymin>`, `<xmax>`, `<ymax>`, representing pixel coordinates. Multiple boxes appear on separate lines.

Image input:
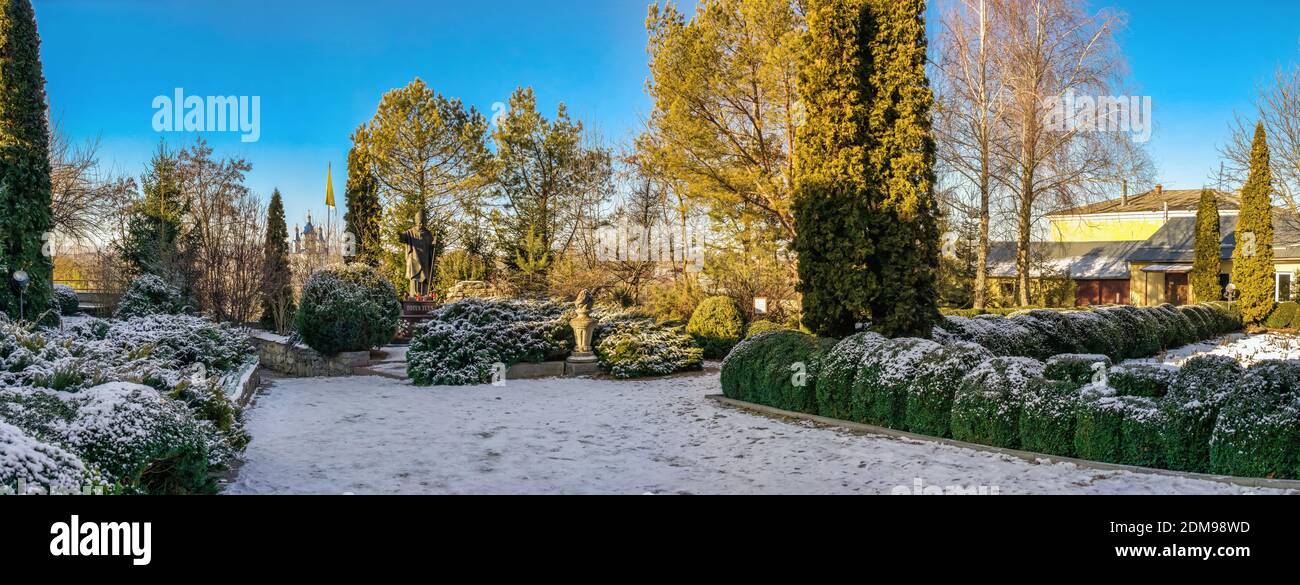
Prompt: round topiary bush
<box><xmin>1044</xmin><ymin>354</ymin><xmax>1112</xmax><ymax>386</ymax></box>
<box><xmin>686</xmin><ymin>296</ymin><xmax>745</xmax><ymax>359</ymax></box>
<box><xmin>1264</xmin><ymin>301</ymin><xmax>1299</xmax><ymax>330</ymax></box>
<box><xmin>904</xmin><ymin>341</ymin><xmax>993</xmax><ymax>438</ymax></box>
<box><xmin>720</xmin><ymin>330</ymin><xmax>836</xmax><ymax>414</ymax></box>
<box><xmin>115</xmin><ymin>274</ymin><xmax>185</xmax><ymax>319</ymax></box>
<box><xmin>1106</xmin><ymin>364</ymin><xmax>1175</xmax><ymax>398</ymax></box>
<box><xmin>51</xmin><ymin>285</ymin><xmax>80</xmax><ymax>316</ymax></box>
<box><xmin>815</xmin><ymin>332</ymin><xmax>887</xmax><ymax>420</ymax></box>
<box><xmin>850</xmin><ymin>337</ymin><xmax>942</xmax><ymax>428</ymax></box>
<box><xmin>595</xmin><ymin>318</ymin><xmax>703</xmax><ymax>379</ymax></box>
<box><xmin>295</xmin><ymin>264</ymin><xmax>400</xmax><ymax>356</ymax></box>
<box><xmin>951</xmin><ymin>356</ymin><xmax>1045</xmax><ymax>448</ymax></box>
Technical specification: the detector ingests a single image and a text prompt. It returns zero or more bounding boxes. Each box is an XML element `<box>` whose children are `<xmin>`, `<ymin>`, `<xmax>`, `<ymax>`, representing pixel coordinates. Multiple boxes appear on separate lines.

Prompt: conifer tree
<box><xmin>865</xmin><ymin>0</ymin><xmax>940</xmax><ymax>337</ymax></box>
<box><xmin>1191</xmin><ymin>187</ymin><xmax>1222</xmax><ymax>303</ymax></box>
<box><xmin>1232</xmin><ymin>123</ymin><xmax>1275</xmax><ymax>324</ymax></box>
<box><xmin>343</xmin><ymin>127</ymin><xmax>382</xmax><ymax>267</ymax></box>
<box><xmin>259</xmin><ymin>189</ymin><xmax>294</xmax><ymax>333</ymax></box>
<box><xmin>0</xmin><ymin>0</ymin><xmax>53</xmax><ymax>321</ymax></box>
<box><xmin>792</xmin><ymin>0</ymin><xmax>876</xmax><ymax>337</ymax></box>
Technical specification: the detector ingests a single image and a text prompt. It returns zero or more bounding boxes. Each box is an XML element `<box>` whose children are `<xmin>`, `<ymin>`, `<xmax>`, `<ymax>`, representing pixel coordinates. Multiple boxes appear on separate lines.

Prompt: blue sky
<box><xmin>32</xmin><ymin>0</ymin><xmax>1300</xmax><ymax>228</ymax></box>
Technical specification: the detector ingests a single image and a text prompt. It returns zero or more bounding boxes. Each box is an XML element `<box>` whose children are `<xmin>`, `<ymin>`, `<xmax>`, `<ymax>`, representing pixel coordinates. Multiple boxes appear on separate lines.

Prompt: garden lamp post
<box><xmin>12</xmin><ymin>269</ymin><xmax>30</xmax><ymax>321</ymax></box>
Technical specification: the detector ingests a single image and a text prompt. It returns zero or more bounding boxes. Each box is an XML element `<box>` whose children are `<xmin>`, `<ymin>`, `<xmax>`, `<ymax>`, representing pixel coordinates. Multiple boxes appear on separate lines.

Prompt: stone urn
<box><xmin>566</xmin><ymin>290</ymin><xmax>599</xmax><ymax>375</ymax></box>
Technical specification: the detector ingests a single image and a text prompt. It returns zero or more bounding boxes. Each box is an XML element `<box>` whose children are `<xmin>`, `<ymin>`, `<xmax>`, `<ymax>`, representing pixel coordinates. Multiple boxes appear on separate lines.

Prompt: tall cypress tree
<box><xmin>1191</xmin><ymin>187</ymin><xmax>1223</xmax><ymax>303</ymax></box>
<box><xmin>1232</xmin><ymin>123</ymin><xmax>1275</xmax><ymax>324</ymax></box>
<box><xmin>793</xmin><ymin>0</ymin><xmax>876</xmax><ymax>337</ymax></box>
<box><xmin>259</xmin><ymin>189</ymin><xmax>294</xmax><ymax>333</ymax></box>
<box><xmin>343</xmin><ymin>126</ymin><xmax>382</xmax><ymax>267</ymax></box>
<box><xmin>866</xmin><ymin>0</ymin><xmax>940</xmax><ymax>337</ymax></box>
<box><xmin>0</xmin><ymin>0</ymin><xmax>52</xmax><ymax>321</ymax></box>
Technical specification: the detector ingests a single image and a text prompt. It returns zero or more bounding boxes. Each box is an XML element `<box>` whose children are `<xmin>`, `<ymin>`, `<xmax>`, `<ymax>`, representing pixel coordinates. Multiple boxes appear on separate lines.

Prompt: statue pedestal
<box><xmin>565</xmin><ymin>352</ymin><xmax>600</xmax><ymax>377</ymax></box>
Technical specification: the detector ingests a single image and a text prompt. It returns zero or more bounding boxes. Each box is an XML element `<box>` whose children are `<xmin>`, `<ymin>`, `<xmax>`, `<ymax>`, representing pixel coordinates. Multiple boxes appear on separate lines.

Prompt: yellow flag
<box><xmin>325</xmin><ymin>163</ymin><xmax>336</xmax><ymax>208</ymax></box>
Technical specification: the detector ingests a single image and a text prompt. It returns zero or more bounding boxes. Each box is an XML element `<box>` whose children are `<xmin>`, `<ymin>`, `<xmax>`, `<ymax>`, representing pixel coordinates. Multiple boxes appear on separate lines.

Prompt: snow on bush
<box><xmin>115</xmin><ymin>274</ymin><xmax>186</xmax><ymax>319</ymax></box>
<box><xmin>1211</xmin><ymin>370</ymin><xmax>1300</xmax><ymax>479</ymax></box>
<box><xmin>904</xmin><ymin>342</ymin><xmax>992</xmax><ymax>438</ymax></box>
<box><xmin>595</xmin><ymin>317</ymin><xmax>703</xmax><ymax>379</ymax></box>
<box><xmin>935</xmin><ymin>303</ymin><xmax>1242</xmax><ymax>362</ymax></box>
<box><xmin>1106</xmin><ymin>364</ymin><xmax>1176</xmax><ymax>398</ymax></box>
<box><xmin>0</xmin><ymin>420</ymin><xmax>94</xmax><ymax>494</ymax></box>
<box><xmin>951</xmin><ymin>356</ymin><xmax>1045</xmax><ymax>448</ymax></box>
<box><xmin>815</xmin><ymin>332</ymin><xmax>888</xmax><ymax>420</ymax></box>
<box><xmin>408</xmin><ymin>298</ymin><xmax>572</xmax><ymax>386</ymax></box>
<box><xmin>1072</xmin><ymin>384</ymin><xmax>1167</xmax><ymax>468</ymax></box>
<box><xmin>52</xmin><ymin>285</ymin><xmax>80</xmax><ymax>316</ymax></box>
<box><xmin>851</xmin><ymin>337</ymin><xmax>942</xmax><ymax>428</ymax></box>
<box><xmin>1018</xmin><ymin>379</ymin><xmax>1082</xmax><ymax>457</ymax></box>
<box><xmin>58</xmin><ymin>383</ymin><xmax>214</xmax><ymax>494</ymax></box>
<box><xmin>1044</xmin><ymin>354</ymin><xmax>1111</xmax><ymax>386</ymax></box>
<box><xmin>296</xmin><ymin>264</ymin><xmax>401</xmax><ymax>356</ymax></box>
<box><xmin>1161</xmin><ymin>355</ymin><xmax>1242</xmax><ymax>472</ymax></box>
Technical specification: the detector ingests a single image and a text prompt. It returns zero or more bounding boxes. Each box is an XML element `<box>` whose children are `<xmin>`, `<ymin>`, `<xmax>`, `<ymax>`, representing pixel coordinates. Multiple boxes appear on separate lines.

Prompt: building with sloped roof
<box><xmin>988</xmin><ymin>185</ymin><xmax>1300</xmax><ymax>307</ymax></box>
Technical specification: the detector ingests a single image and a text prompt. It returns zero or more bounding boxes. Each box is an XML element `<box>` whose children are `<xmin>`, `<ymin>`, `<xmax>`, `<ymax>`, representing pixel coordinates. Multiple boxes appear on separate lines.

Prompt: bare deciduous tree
<box><xmin>1221</xmin><ymin>67</ymin><xmax>1300</xmax><ymax>209</ymax></box>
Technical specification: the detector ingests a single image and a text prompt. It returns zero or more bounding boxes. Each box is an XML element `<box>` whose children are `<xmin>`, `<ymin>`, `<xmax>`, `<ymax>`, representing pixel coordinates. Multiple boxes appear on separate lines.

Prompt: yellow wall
<box><xmin>1129</xmin><ymin>264</ymin><xmax>1166</xmax><ymax>306</ymax></box>
<box><xmin>1049</xmin><ymin>216</ymin><xmax>1170</xmax><ymax>243</ymax></box>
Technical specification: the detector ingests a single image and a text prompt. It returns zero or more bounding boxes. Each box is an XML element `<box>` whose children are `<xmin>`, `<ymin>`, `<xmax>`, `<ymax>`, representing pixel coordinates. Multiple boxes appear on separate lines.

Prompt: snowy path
<box><xmin>223</xmin><ymin>370</ymin><xmax>1287</xmax><ymax>495</ymax></box>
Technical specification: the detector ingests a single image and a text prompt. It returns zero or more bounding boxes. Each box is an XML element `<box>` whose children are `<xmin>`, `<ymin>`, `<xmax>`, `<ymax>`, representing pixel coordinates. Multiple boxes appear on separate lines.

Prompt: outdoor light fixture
<box><xmin>753</xmin><ymin>297</ymin><xmax>768</xmax><ymax>315</ymax></box>
<box><xmin>12</xmin><ymin>269</ymin><xmax>29</xmax><ymax>321</ymax></box>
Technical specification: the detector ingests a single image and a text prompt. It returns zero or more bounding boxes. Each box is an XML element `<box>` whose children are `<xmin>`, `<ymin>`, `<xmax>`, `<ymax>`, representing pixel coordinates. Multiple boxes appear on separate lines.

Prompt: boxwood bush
<box><xmin>115</xmin><ymin>274</ymin><xmax>186</xmax><ymax>319</ymax></box>
<box><xmin>745</xmin><ymin>319</ymin><xmax>788</xmax><ymax>339</ymax></box>
<box><xmin>904</xmin><ymin>342</ymin><xmax>992</xmax><ymax>438</ymax></box>
<box><xmin>1074</xmin><ymin>388</ymin><xmax>1127</xmax><ymax>463</ymax></box>
<box><xmin>1107</xmin><ymin>364</ymin><xmax>1175</xmax><ymax>398</ymax></box>
<box><xmin>720</xmin><ymin>330</ymin><xmax>836</xmax><ymax>413</ymax></box>
<box><xmin>686</xmin><ymin>296</ymin><xmax>745</xmax><ymax>359</ymax></box>
<box><xmin>1210</xmin><ymin>380</ymin><xmax>1300</xmax><ymax>479</ymax></box>
<box><xmin>815</xmin><ymin>332</ymin><xmax>887</xmax><ymax>420</ymax></box>
<box><xmin>1161</xmin><ymin>355</ymin><xmax>1242</xmax><ymax>472</ymax></box>
<box><xmin>951</xmin><ymin>357</ymin><xmax>1044</xmax><ymax>448</ymax></box>
<box><xmin>52</xmin><ymin>284</ymin><xmax>80</xmax><ymax>316</ymax></box>
<box><xmin>1019</xmin><ymin>379</ymin><xmax>1082</xmax><ymax>457</ymax></box>
<box><xmin>296</xmin><ymin>264</ymin><xmax>400</xmax><ymax>356</ymax></box>
<box><xmin>850</xmin><ymin>338</ymin><xmax>942</xmax><ymax>428</ymax></box>
<box><xmin>1044</xmin><ymin>354</ymin><xmax>1111</xmax><ymax>386</ymax></box>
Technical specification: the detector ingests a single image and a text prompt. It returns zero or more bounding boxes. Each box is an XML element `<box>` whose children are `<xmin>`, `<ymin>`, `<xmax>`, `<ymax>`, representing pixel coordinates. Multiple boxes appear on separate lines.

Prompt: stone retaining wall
<box><xmin>251</xmin><ymin>332</ymin><xmax>369</xmax><ymax>378</ymax></box>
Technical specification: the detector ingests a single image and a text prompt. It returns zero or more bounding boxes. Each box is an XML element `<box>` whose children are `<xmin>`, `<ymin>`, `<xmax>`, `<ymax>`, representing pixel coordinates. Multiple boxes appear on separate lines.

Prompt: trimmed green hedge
<box><xmin>1018</xmin><ymin>379</ymin><xmax>1081</xmax><ymax>457</ymax></box>
<box><xmin>720</xmin><ymin>330</ymin><xmax>836</xmax><ymax>414</ymax></box>
<box><xmin>951</xmin><ymin>357</ymin><xmax>1044</xmax><ymax>448</ymax></box>
<box><xmin>850</xmin><ymin>338</ymin><xmax>942</xmax><ymax>429</ymax></box>
<box><xmin>904</xmin><ymin>342</ymin><xmax>992</xmax><ymax>438</ymax></box>
<box><xmin>1161</xmin><ymin>355</ymin><xmax>1241</xmax><ymax>472</ymax></box>
<box><xmin>1107</xmin><ymin>364</ymin><xmax>1175</xmax><ymax>398</ymax></box>
<box><xmin>1044</xmin><ymin>354</ymin><xmax>1111</xmax><ymax>386</ymax></box>
<box><xmin>815</xmin><ymin>332</ymin><xmax>887</xmax><ymax>420</ymax></box>
<box><xmin>1210</xmin><ymin>387</ymin><xmax>1300</xmax><ymax>479</ymax></box>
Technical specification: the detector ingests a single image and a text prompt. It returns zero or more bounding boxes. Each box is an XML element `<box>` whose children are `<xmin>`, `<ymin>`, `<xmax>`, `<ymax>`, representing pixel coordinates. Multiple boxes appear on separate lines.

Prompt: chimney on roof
<box><xmin>1121</xmin><ymin>180</ymin><xmax>1129</xmax><ymax>206</ymax></box>
<box><xmin>1155</xmin><ymin>184</ymin><xmax>1163</xmax><ymax>198</ymax></box>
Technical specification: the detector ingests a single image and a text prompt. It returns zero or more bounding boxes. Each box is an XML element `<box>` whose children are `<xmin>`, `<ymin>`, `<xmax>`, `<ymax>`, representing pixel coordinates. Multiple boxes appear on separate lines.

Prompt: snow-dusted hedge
<box><xmin>904</xmin><ymin>342</ymin><xmax>991</xmax><ymax>438</ymax></box>
<box><xmin>933</xmin><ymin>303</ymin><xmax>1242</xmax><ymax>362</ymax></box>
<box><xmin>1210</xmin><ymin>363</ymin><xmax>1300</xmax><ymax>479</ymax></box>
<box><xmin>852</xmin><ymin>338</ymin><xmax>942</xmax><ymax>428</ymax></box>
<box><xmin>0</xmin><ymin>420</ymin><xmax>95</xmax><ymax>495</ymax></box>
<box><xmin>594</xmin><ymin>317</ymin><xmax>703</xmax><ymax>379</ymax></box>
<box><xmin>115</xmin><ymin>274</ymin><xmax>186</xmax><ymax>319</ymax></box>
<box><xmin>1160</xmin><ymin>355</ymin><xmax>1241</xmax><ymax>472</ymax></box>
<box><xmin>408</xmin><ymin>298</ymin><xmax>572</xmax><ymax>386</ymax></box>
<box><xmin>52</xmin><ymin>285</ymin><xmax>80</xmax><ymax>316</ymax></box>
<box><xmin>720</xmin><ymin>330</ymin><xmax>836</xmax><ymax>413</ymax></box>
<box><xmin>0</xmin><ymin>314</ymin><xmax>254</xmax><ymax>493</ymax></box>
<box><xmin>951</xmin><ymin>357</ymin><xmax>1044</xmax><ymax>448</ymax></box>
<box><xmin>296</xmin><ymin>264</ymin><xmax>401</xmax><ymax>356</ymax></box>
<box><xmin>815</xmin><ymin>332</ymin><xmax>887</xmax><ymax>421</ymax></box>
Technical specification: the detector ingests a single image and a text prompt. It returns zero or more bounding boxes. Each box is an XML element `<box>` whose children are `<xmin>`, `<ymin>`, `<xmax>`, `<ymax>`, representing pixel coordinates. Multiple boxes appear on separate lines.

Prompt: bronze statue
<box><xmin>400</xmin><ymin>208</ymin><xmax>435</xmax><ymax>298</ymax></box>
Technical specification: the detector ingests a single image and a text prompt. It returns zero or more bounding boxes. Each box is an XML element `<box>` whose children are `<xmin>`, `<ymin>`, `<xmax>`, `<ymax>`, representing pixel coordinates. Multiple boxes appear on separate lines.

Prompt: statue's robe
<box><xmin>400</xmin><ymin>227</ymin><xmax>434</xmax><ymax>297</ymax></box>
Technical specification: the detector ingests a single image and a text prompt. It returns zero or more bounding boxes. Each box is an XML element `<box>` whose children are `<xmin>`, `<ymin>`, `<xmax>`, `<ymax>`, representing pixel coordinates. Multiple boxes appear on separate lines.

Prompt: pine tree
<box><xmin>259</xmin><ymin>189</ymin><xmax>294</xmax><ymax>333</ymax></box>
<box><xmin>0</xmin><ymin>0</ymin><xmax>53</xmax><ymax>321</ymax></box>
<box><xmin>792</xmin><ymin>0</ymin><xmax>876</xmax><ymax>337</ymax></box>
<box><xmin>865</xmin><ymin>0</ymin><xmax>940</xmax><ymax>337</ymax></box>
<box><xmin>1232</xmin><ymin>123</ymin><xmax>1275</xmax><ymax>324</ymax></box>
<box><xmin>343</xmin><ymin>126</ymin><xmax>381</xmax><ymax>267</ymax></box>
<box><xmin>1191</xmin><ymin>187</ymin><xmax>1222</xmax><ymax>303</ymax></box>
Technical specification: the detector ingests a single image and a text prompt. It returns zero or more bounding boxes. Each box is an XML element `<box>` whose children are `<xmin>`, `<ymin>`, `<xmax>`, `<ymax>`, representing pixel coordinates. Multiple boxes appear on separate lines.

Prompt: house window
<box><xmin>1277</xmin><ymin>272</ymin><xmax>1293</xmax><ymax>302</ymax></box>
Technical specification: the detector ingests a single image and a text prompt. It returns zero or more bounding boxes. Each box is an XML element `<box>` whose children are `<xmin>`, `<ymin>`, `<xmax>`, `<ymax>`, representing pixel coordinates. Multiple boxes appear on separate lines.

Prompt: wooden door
<box><xmin>1165</xmin><ymin>273</ymin><xmax>1190</xmax><ymax>306</ymax></box>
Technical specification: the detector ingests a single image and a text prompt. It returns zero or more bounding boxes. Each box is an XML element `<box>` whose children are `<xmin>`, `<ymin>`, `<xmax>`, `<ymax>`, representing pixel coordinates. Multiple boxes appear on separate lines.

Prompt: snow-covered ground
<box><xmin>223</xmin><ymin>370</ymin><xmax>1288</xmax><ymax>495</ymax></box>
<box><xmin>1123</xmin><ymin>332</ymin><xmax>1300</xmax><ymax>368</ymax></box>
